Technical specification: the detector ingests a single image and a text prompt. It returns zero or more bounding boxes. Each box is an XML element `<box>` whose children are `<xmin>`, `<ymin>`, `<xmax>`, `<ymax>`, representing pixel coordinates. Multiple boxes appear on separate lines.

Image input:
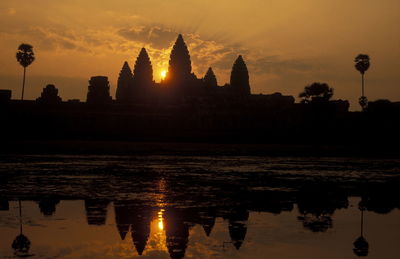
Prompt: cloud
<box><xmin>249</xmin><ymin>56</ymin><xmax>314</xmax><ymax>75</ymax></box>
<box><xmin>118</xmin><ymin>26</ymin><xmax>178</xmax><ymax>49</ymax></box>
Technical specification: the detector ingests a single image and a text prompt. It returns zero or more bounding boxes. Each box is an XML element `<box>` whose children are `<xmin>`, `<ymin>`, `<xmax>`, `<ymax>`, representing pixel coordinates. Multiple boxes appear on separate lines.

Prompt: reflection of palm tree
<box><xmin>12</xmin><ymin>200</ymin><xmax>33</xmax><ymax>257</ymax></box>
<box><xmin>16</xmin><ymin>44</ymin><xmax>35</xmax><ymax>100</ymax></box>
<box><xmin>353</xmin><ymin>203</ymin><xmax>369</xmax><ymax>257</ymax></box>
<box><xmin>354</xmin><ymin>54</ymin><xmax>370</xmax><ymax>110</ymax></box>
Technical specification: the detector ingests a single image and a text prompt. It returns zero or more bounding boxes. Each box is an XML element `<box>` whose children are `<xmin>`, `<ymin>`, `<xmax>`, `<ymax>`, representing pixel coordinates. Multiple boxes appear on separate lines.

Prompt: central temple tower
<box><xmin>167</xmin><ymin>34</ymin><xmax>193</xmax><ymax>88</ymax></box>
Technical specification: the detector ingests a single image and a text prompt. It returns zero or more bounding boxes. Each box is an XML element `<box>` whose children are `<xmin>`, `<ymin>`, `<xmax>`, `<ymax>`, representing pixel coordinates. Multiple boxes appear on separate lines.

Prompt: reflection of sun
<box><xmin>160</xmin><ymin>70</ymin><xmax>167</xmax><ymax>80</ymax></box>
<box><xmin>158</xmin><ymin>209</ymin><xmax>164</xmax><ymax>231</ymax></box>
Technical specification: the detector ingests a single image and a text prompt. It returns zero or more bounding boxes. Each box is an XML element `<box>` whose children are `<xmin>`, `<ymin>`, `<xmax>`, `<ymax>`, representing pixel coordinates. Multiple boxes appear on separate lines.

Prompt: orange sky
<box><xmin>0</xmin><ymin>0</ymin><xmax>399</xmax><ymax>109</ymax></box>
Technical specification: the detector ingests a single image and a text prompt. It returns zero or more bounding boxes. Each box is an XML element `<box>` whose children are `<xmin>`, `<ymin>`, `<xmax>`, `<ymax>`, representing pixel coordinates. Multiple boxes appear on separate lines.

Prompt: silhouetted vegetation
<box><xmin>12</xmin><ymin>200</ymin><xmax>32</xmax><ymax>257</ymax></box>
<box><xmin>299</xmin><ymin>82</ymin><xmax>333</xmax><ymax>103</ymax></box>
<box><xmin>354</xmin><ymin>54</ymin><xmax>370</xmax><ymax>110</ymax></box>
<box><xmin>16</xmin><ymin>44</ymin><xmax>35</xmax><ymax>101</ymax></box>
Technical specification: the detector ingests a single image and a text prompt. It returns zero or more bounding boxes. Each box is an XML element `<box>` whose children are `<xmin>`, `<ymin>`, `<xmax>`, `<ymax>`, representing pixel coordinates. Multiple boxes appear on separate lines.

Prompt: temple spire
<box><xmin>230</xmin><ymin>55</ymin><xmax>250</xmax><ymax>95</ymax></box>
<box><xmin>167</xmin><ymin>34</ymin><xmax>192</xmax><ymax>85</ymax></box>
<box><xmin>116</xmin><ymin>61</ymin><xmax>133</xmax><ymax>103</ymax></box>
<box><xmin>203</xmin><ymin>67</ymin><xmax>218</xmax><ymax>87</ymax></box>
<box><xmin>133</xmin><ymin>48</ymin><xmax>154</xmax><ymax>87</ymax></box>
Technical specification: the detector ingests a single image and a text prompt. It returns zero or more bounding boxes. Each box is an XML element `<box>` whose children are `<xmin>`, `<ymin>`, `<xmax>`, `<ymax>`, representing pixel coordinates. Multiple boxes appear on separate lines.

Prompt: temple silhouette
<box><xmin>1</xmin><ymin>34</ymin><xmax>400</xmax><ymax>150</ymax></box>
<box><xmin>86</xmin><ymin>34</ymin><xmax>259</xmax><ymax>106</ymax></box>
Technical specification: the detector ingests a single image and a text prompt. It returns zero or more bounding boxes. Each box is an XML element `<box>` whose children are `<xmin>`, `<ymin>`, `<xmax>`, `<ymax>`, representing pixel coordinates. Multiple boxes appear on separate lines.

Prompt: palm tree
<box><xmin>353</xmin><ymin>202</ymin><xmax>369</xmax><ymax>256</ymax></box>
<box><xmin>16</xmin><ymin>44</ymin><xmax>35</xmax><ymax>100</ymax></box>
<box><xmin>12</xmin><ymin>200</ymin><xmax>32</xmax><ymax>257</ymax></box>
<box><xmin>354</xmin><ymin>54</ymin><xmax>370</xmax><ymax>110</ymax></box>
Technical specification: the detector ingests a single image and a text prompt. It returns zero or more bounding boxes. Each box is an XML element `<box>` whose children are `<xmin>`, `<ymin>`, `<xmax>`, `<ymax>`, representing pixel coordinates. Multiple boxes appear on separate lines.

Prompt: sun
<box><xmin>160</xmin><ymin>70</ymin><xmax>167</xmax><ymax>80</ymax></box>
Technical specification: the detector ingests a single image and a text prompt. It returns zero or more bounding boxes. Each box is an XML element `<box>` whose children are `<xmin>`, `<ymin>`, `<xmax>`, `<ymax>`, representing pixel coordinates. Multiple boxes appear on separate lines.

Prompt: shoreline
<box><xmin>1</xmin><ymin>139</ymin><xmax>399</xmax><ymax>157</ymax></box>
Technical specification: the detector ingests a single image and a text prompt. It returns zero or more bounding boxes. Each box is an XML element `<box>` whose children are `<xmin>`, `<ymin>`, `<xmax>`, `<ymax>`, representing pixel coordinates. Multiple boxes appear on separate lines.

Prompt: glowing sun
<box><xmin>160</xmin><ymin>70</ymin><xmax>167</xmax><ymax>80</ymax></box>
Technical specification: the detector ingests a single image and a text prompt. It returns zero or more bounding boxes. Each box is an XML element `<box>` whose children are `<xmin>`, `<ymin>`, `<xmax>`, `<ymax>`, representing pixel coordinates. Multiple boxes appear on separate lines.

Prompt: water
<box><xmin>0</xmin><ymin>155</ymin><xmax>399</xmax><ymax>258</ymax></box>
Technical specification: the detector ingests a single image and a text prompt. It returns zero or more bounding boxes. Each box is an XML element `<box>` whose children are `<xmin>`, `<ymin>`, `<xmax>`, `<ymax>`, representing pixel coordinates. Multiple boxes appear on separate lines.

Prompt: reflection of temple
<box><xmin>4</xmin><ymin>178</ymin><xmax>399</xmax><ymax>259</ymax></box>
<box><xmin>0</xmin><ymin>198</ymin><xmax>9</xmax><ymax>210</ymax></box>
<box><xmin>84</xmin><ymin>199</ymin><xmax>110</xmax><ymax>225</ymax></box>
<box><xmin>165</xmin><ymin>209</ymin><xmax>190</xmax><ymax>259</ymax></box>
<box><xmin>113</xmin><ymin>201</ymin><xmax>152</xmax><ymax>256</ymax></box>
<box><xmin>225</xmin><ymin>207</ymin><xmax>249</xmax><ymax>250</ymax></box>
<box><xmin>114</xmin><ymin>201</ymin><xmax>131</xmax><ymax>240</ymax></box>
<box><xmin>198</xmin><ymin>207</ymin><xmax>216</xmax><ymax>237</ymax></box>
<box><xmin>131</xmin><ymin>208</ymin><xmax>151</xmax><ymax>255</ymax></box>
<box><xmin>37</xmin><ymin>199</ymin><xmax>60</xmax><ymax>216</ymax></box>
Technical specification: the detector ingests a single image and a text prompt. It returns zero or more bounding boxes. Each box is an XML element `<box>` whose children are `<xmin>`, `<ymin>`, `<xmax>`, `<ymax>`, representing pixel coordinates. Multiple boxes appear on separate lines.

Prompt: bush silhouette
<box><xmin>299</xmin><ymin>82</ymin><xmax>333</xmax><ymax>103</ymax></box>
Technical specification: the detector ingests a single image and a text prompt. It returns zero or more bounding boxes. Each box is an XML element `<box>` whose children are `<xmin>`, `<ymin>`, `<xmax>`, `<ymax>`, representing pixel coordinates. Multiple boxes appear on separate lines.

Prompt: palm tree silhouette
<box><xmin>354</xmin><ymin>54</ymin><xmax>370</xmax><ymax>110</ymax></box>
<box><xmin>16</xmin><ymin>44</ymin><xmax>35</xmax><ymax>100</ymax></box>
<box><xmin>11</xmin><ymin>200</ymin><xmax>33</xmax><ymax>257</ymax></box>
<box><xmin>353</xmin><ymin>202</ymin><xmax>369</xmax><ymax>256</ymax></box>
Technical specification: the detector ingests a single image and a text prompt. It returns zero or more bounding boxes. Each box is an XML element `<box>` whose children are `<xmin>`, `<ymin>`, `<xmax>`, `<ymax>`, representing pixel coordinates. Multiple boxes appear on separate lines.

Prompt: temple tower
<box><xmin>230</xmin><ymin>55</ymin><xmax>250</xmax><ymax>95</ymax></box>
<box><xmin>116</xmin><ymin>62</ymin><xmax>134</xmax><ymax>103</ymax></box>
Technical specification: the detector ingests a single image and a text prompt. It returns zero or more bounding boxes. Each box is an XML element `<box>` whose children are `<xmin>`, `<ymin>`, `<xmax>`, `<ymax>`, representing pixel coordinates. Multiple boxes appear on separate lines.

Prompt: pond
<box><xmin>0</xmin><ymin>155</ymin><xmax>399</xmax><ymax>258</ymax></box>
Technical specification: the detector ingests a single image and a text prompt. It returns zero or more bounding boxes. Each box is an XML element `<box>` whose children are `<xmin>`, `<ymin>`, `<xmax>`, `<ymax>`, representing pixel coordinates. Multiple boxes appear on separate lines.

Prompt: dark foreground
<box><xmin>0</xmin><ymin>154</ymin><xmax>399</xmax><ymax>258</ymax></box>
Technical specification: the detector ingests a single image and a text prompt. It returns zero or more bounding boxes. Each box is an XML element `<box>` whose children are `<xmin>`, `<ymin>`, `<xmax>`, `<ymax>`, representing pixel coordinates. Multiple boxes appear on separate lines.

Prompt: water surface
<box><xmin>0</xmin><ymin>155</ymin><xmax>399</xmax><ymax>258</ymax></box>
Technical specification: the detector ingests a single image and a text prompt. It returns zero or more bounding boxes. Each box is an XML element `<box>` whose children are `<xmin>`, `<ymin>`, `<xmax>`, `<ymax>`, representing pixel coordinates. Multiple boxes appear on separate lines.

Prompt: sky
<box><xmin>0</xmin><ymin>0</ymin><xmax>399</xmax><ymax>109</ymax></box>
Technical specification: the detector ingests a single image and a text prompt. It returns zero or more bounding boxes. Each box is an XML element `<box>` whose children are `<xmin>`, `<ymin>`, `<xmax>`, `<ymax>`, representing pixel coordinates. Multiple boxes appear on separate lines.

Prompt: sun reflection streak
<box><xmin>158</xmin><ymin>209</ymin><xmax>165</xmax><ymax>231</ymax></box>
<box><xmin>156</xmin><ymin>178</ymin><xmax>166</xmax><ymax>232</ymax></box>
<box><xmin>160</xmin><ymin>70</ymin><xmax>167</xmax><ymax>80</ymax></box>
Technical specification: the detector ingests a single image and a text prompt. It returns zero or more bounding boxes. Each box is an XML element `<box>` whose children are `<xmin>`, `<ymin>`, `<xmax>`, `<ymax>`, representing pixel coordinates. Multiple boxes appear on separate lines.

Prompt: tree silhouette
<box><xmin>12</xmin><ymin>200</ymin><xmax>32</xmax><ymax>257</ymax></box>
<box><xmin>116</xmin><ymin>61</ymin><xmax>134</xmax><ymax>103</ymax></box>
<box><xmin>230</xmin><ymin>55</ymin><xmax>250</xmax><ymax>95</ymax></box>
<box><xmin>353</xmin><ymin>201</ymin><xmax>369</xmax><ymax>256</ymax></box>
<box><xmin>354</xmin><ymin>54</ymin><xmax>370</xmax><ymax>110</ymax></box>
<box><xmin>16</xmin><ymin>44</ymin><xmax>35</xmax><ymax>100</ymax></box>
<box><xmin>299</xmin><ymin>82</ymin><xmax>333</xmax><ymax>103</ymax></box>
<box><xmin>203</xmin><ymin>67</ymin><xmax>218</xmax><ymax>87</ymax></box>
<box><xmin>167</xmin><ymin>34</ymin><xmax>192</xmax><ymax>85</ymax></box>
